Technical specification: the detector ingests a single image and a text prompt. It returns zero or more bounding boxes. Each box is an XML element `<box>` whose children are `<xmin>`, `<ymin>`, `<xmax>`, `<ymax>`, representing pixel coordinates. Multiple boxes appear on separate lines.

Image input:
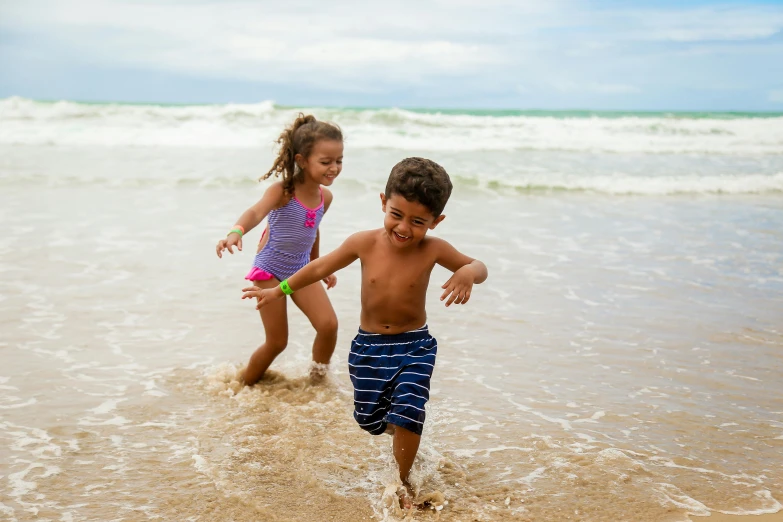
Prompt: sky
<box><xmin>1</xmin><ymin>0</ymin><xmax>782</xmax><ymax>110</ymax></box>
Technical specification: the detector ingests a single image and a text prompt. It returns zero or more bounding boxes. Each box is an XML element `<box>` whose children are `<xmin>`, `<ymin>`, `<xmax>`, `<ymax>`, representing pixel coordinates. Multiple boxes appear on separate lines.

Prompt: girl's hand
<box><xmin>242</xmin><ymin>286</ymin><xmax>283</xmax><ymax>310</ymax></box>
<box><xmin>216</xmin><ymin>233</ymin><xmax>243</xmax><ymax>258</ymax></box>
<box><xmin>440</xmin><ymin>266</ymin><xmax>475</xmax><ymax>307</ymax></box>
<box><xmin>322</xmin><ymin>274</ymin><xmax>337</xmax><ymax>290</ymax></box>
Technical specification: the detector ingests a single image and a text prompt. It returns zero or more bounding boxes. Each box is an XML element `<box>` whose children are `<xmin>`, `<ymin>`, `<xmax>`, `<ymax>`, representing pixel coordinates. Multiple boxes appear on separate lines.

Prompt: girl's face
<box><xmin>296</xmin><ymin>139</ymin><xmax>343</xmax><ymax>186</ymax></box>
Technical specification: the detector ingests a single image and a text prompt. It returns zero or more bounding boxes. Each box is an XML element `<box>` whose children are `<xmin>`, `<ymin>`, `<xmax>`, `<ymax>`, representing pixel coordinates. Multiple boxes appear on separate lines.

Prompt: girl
<box><xmin>216</xmin><ymin>113</ymin><xmax>343</xmax><ymax>386</ymax></box>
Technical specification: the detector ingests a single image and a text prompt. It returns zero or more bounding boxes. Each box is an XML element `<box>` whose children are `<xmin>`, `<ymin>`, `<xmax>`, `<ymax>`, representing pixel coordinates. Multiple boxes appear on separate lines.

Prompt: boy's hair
<box><xmin>261</xmin><ymin>113</ymin><xmax>343</xmax><ymax>196</ymax></box>
<box><xmin>384</xmin><ymin>157</ymin><xmax>453</xmax><ymax>217</ymax></box>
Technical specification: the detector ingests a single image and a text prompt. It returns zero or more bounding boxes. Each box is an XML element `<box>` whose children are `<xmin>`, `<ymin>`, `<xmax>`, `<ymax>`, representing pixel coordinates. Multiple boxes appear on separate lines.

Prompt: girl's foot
<box><xmin>308</xmin><ymin>361</ymin><xmax>329</xmax><ymax>383</ymax></box>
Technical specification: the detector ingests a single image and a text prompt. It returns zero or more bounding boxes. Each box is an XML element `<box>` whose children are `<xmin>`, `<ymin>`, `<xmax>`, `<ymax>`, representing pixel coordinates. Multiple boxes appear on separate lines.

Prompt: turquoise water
<box><xmin>13</xmin><ymin>97</ymin><xmax>783</xmax><ymax>119</ymax></box>
<box><xmin>345</xmin><ymin>107</ymin><xmax>783</xmax><ymax>119</ymax></box>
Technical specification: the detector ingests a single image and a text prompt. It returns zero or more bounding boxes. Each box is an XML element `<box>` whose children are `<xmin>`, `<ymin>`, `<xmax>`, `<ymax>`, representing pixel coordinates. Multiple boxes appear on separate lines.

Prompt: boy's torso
<box><xmin>357</xmin><ymin>229</ymin><xmax>438</xmax><ymax>335</ymax></box>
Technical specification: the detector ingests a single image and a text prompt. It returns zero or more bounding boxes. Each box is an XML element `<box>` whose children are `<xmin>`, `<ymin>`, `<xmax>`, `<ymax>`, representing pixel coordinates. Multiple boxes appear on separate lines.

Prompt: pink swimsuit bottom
<box><xmin>245</xmin><ymin>229</ymin><xmax>275</xmax><ymax>281</ymax></box>
<box><xmin>246</xmin><ymin>266</ymin><xmax>275</xmax><ymax>281</ymax></box>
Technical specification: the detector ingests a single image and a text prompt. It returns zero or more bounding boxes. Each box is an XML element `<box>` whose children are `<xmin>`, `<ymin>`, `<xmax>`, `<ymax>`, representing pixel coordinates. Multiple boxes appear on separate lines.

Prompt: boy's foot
<box><xmin>398</xmin><ymin>484</ymin><xmax>415</xmax><ymax>510</ymax></box>
<box><xmin>397</xmin><ymin>486</ymin><xmax>446</xmax><ymax>512</ymax></box>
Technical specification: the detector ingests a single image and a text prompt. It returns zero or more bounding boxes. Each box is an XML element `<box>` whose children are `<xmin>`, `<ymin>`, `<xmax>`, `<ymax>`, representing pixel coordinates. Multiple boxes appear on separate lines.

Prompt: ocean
<box><xmin>1</xmin><ymin>96</ymin><xmax>782</xmax><ymax>521</ymax></box>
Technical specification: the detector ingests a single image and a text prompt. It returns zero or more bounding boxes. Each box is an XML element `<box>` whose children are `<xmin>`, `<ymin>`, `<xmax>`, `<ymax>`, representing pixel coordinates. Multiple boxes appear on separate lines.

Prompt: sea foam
<box><xmin>2</xmin><ymin>97</ymin><xmax>782</xmax><ymax>155</ymax></box>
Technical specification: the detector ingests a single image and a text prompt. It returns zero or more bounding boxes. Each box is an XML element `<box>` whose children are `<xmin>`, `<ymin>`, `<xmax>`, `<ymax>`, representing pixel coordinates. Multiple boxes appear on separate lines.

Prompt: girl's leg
<box><xmin>393</xmin><ymin>425</ymin><xmax>421</xmax><ymax>509</ymax></box>
<box><xmin>290</xmin><ymin>282</ymin><xmax>338</xmax><ymax>370</ymax></box>
<box><xmin>244</xmin><ymin>278</ymin><xmax>288</xmax><ymax>386</ymax></box>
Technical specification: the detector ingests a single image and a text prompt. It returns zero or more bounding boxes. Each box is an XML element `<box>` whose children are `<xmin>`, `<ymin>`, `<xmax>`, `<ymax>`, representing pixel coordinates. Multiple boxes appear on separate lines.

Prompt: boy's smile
<box><xmin>381</xmin><ymin>193</ymin><xmax>444</xmax><ymax>248</ymax></box>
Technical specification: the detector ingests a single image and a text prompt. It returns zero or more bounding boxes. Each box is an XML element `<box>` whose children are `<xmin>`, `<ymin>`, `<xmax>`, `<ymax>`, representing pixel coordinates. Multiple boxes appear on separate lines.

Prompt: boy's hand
<box><xmin>216</xmin><ymin>233</ymin><xmax>243</xmax><ymax>258</ymax></box>
<box><xmin>242</xmin><ymin>286</ymin><xmax>283</xmax><ymax>309</ymax></box>
<box><xmin>322</xmin><ymin>274</ymin><xmax>337</xmax><ymax>290</ymax></box>
<box><xmin>440</xmin><ymin>266</ymin><xmax>475</xmax><ymax>307</ymax></box>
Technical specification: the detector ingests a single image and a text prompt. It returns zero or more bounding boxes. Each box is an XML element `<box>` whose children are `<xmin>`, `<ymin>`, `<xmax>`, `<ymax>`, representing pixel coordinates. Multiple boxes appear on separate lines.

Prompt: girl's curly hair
<box><xmin>261</xmin><ymin>113</ymin><xmax>343</xmax><ymax>196</ymax></box>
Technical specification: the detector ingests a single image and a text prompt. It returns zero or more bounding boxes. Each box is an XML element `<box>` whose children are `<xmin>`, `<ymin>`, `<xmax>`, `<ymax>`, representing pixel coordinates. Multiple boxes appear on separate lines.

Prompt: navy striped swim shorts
<box><xmin>348</xmin><ymin>325</ymin><xmax>437</xmax><ymax>436</ymax></box>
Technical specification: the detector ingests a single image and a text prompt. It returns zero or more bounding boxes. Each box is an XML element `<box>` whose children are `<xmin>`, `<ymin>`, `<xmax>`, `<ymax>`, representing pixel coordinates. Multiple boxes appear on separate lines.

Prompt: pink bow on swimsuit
<box><xmin>305</xmin><ymin>220</ymin><xmax>315</xmax><ymax>228</ymax></box>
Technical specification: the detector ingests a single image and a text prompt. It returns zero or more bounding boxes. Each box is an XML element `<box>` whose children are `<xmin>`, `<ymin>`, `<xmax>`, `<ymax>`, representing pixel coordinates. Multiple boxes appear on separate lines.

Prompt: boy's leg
<box><xmin>290</xmin><ymin>283</ymin><xmax>338</xmax><ymax>371</ymax></box>
<box><xmin>393</xmin><ymin>424</ymin><xmax>421</xmax><ymax>507</ymax></box>
<box><xmin>244</xmin><ymin>279</ymin><xmax>288</xmax><ymax>386</ymax></box>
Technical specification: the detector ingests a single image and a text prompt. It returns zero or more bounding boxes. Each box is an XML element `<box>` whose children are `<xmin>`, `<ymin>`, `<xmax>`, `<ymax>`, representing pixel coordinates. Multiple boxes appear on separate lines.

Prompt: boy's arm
<box><xmin>290</xmin><ymin>231</ymin><xmax>364</xmax><ymax>289</ymax></box>
<box><xmin>433</xmin><ymin>238</ymin><xmax>488</xmax><ymax>306</ymax></box>
<box><xmin>242</xmin><ymin>232</ymin><xmax>366</xmax><ymax>307</ymax></box>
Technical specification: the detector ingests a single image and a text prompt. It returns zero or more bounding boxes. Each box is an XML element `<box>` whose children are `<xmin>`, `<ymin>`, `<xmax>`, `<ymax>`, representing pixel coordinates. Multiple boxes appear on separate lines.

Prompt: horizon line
<box><xmin>3</xmin><ymin>95</ymin><xmax>783</xmax><ymax>116</ymax></box>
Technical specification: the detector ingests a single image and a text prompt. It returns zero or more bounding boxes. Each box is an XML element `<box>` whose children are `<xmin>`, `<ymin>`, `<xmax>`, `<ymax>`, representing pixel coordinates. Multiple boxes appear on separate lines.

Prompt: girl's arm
<box><xmin>432</xmin><ymin>238</ymin><xmax>488</xmax><ymax>307</ymax></box>
<box><xmin>310</xmin><ymin>229</ymin><xmax>320</xmax><ymax>260</ymax></box>
<box><xmin>312</xmin><ymin>188</ymin><xmax>337</xmax><ymax>288</ymax></box>
<box><xmin>216</xmin><ymin>183</ymin><xmax>284</xmax><ymax>258</ymax></box>
<box><xmin>313</xmin><ymin>188</ymin><xmax>336</xmax><ymax>260</ymax></box>
<box><xmin>309</xmin><ymin>229</ymin><xmax>336</xmax><ymax>289</ymax></box>
<box><xmin>322</xmin><ymin>188</ymin><xmax>334</xmax><ymax>213</ymax></box>
<box><xmin>242</xmin><ymin>231</ymin><xmax>367</xmax><ymax>307</ymax></box>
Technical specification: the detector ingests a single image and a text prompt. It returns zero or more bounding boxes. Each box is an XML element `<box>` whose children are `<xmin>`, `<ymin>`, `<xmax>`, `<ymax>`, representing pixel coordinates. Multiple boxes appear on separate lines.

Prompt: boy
<box><xmin>242</xmin><ymin>157</ymin><xmax>488</xmax><ymax>508</ymax></box>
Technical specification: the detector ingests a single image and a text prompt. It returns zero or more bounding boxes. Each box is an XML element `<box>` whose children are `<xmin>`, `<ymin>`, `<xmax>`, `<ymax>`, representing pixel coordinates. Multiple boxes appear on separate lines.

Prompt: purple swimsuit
<box><xmin>246</xmin><ymin>189</ymin><xmax>325</xmax><ymax>282</ymax></box>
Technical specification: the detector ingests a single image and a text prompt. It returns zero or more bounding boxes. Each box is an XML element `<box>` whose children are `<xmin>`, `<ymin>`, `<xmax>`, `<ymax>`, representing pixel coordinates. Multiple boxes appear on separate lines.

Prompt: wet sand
<box><xmin>1</xmin><ymin>142</ymin><xmax>781</xmax><ymax>521</ymax></box>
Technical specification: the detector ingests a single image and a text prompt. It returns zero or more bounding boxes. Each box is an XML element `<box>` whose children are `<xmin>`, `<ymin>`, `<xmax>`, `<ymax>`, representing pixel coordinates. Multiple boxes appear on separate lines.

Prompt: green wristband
<box><xmin>280</xmin><ymin>279</ymin><xmax>294</xmax><ymax>295</ymax></box>
<box><xmin>227</xmin><ymin>228</ymin><xmax>243</xmax><ymax>237</ymax></box>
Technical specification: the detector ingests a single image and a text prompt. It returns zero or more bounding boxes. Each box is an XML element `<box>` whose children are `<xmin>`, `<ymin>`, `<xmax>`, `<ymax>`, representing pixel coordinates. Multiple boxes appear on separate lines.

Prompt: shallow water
<box><xmin>1</xmin><ymin>101</ymin><xmax>783</xmax><ymax>521</ymax></box>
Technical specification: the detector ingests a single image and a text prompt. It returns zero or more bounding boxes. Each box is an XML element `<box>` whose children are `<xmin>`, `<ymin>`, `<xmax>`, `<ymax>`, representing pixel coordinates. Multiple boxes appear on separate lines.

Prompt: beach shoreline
<box><xmin>1</xmin><ymin>102</ymin><xmax>781</xmax><ymax>520</ymax></box>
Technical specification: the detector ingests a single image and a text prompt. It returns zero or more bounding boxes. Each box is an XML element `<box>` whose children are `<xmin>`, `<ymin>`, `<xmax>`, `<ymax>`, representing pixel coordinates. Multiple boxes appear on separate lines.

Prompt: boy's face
<box><xmin>380</xmin><ymin>193</ymin><xmax>445</xmax><ymax>248</ymax></box>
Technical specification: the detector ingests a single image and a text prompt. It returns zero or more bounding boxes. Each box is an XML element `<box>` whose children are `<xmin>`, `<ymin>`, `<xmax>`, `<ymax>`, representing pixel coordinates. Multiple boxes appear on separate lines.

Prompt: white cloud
<box><xmin>0</xmin><ymin>0</ymin><xmax>509</xmax><ymax>89</ymax></box>
<box><xmin>553</xmin><ymin>81</ymin><xmax>640</xmax><ymax>95</ymax></box>
<box><xmin>592</xmin><ymin>83</ymin><xmax>640</xmax><ymax>95</ymax></box>
<box><xmin>769</xmin><ymin>90</ymin><xmax>783</xmax><ymax>103</ymax></box>
<box><xmin>1</xmin><ymin>0</ymin><xmax>781</xmax><ymax>107</ymax></box>
<box><xmin>605</xmin><ymin>5</ymin><xmax>783</xmax><ymax>42</ymax></box>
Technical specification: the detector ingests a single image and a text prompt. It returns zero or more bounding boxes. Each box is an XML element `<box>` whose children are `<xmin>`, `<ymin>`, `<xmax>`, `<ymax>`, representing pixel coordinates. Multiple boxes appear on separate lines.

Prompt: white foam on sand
<box><xmin>716</xmin><ymin>490</ymin><xmax>783</xmax><ymax>516</ymax></box>
<box><xmin>654</xmin><ymin>483</ymin><xmax>711</xmax><ymax>516</ymax></box>
<box><xmin>89</xmin><ymin>398</ymin><xmax>127</xmax><ymax>415</ymax></box>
